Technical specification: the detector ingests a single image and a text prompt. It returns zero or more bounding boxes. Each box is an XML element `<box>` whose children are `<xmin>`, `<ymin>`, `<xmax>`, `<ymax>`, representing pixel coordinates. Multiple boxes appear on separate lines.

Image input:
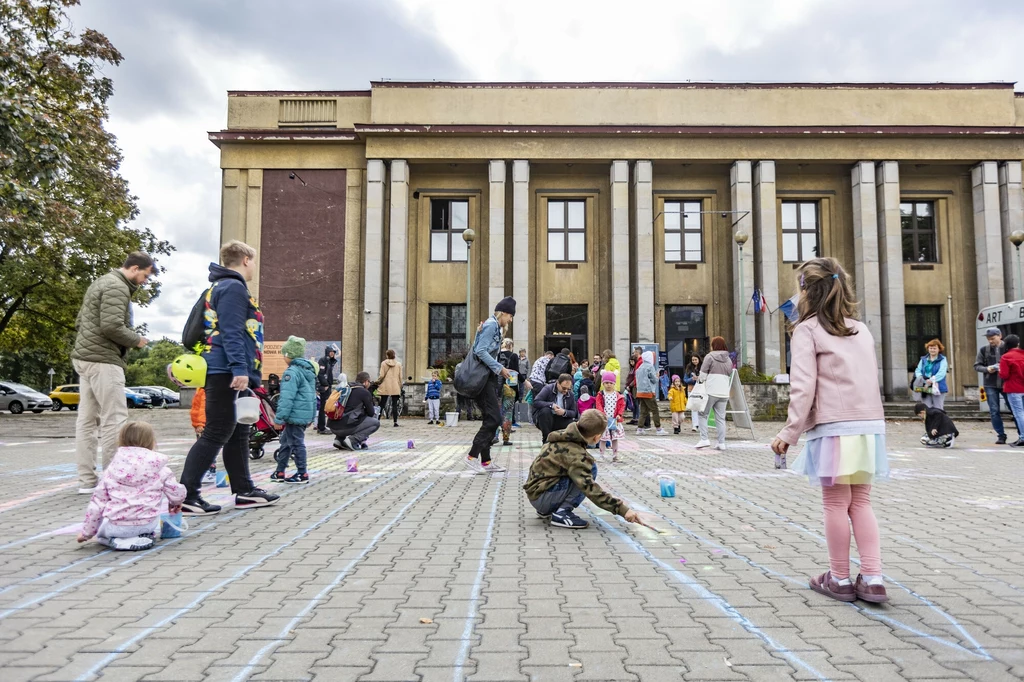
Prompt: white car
<box><xmin>0</xmin><ymin>381</ymin><xmax>53</xmax><ymax>414</ymax></box>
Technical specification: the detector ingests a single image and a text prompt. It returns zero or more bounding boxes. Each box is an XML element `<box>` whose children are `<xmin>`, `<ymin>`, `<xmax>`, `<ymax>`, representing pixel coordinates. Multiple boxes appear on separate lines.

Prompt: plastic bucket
<box><xmin>160</xmin><ymin>512</ymin><xmax>189</xmax><ymax>539</ymax></box>
<box><xmin>235</xmin><ymin>389</ymin><xmax>260</xmax><ymax>424</ymax></box>
<box><xmin>445</xmin><ymin>412</ymin><xmax>459</xmax><ymax>427</ymax></box>
<box><xmin>506</xmin><ymin>370</ymin><xmax>518</xmax><ymax>386</ymax></box>
<box><xmin>658</xmin><ymin>475</ymin><xmax>676</xmax><ymax>498</ymax></box>
<box><xmin>346</xmin><ymin>456</ymin><xmax>358</xmax><ymax>473</ymax></box>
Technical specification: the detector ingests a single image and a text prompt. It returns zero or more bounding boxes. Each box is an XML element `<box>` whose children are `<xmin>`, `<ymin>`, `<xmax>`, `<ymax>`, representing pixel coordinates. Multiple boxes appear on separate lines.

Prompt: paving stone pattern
<box><xmin>0</xmin><ymin>411</ymin><xmax>1022</xmax><ymax>681</ymax></box>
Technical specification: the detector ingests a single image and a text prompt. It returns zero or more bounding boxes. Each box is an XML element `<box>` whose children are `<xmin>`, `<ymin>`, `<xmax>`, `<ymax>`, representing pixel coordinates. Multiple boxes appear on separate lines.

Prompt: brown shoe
<box><xmin>854</xmin><ymin>575</ymin><xmax>889</xmax><ymax>603</ymax></box>
<box><xmin>809</xmin><ymin>571</ymin><xmax>856</xmax><ymax>602</ymax></box>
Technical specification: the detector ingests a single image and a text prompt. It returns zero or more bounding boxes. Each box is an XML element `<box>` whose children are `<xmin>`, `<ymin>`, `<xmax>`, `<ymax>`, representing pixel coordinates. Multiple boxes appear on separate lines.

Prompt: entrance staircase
<box><xmin>882</xmin><ymin>400</ymin><xmax>988</xmax><ymax>421</ymax></box>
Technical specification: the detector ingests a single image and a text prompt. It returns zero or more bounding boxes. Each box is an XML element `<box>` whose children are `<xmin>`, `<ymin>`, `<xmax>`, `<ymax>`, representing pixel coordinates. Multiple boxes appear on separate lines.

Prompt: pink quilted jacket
<box><xmin>81</xmin><ymin>447</ymin><xmax>186</xmax><ymax>539</ymax></box>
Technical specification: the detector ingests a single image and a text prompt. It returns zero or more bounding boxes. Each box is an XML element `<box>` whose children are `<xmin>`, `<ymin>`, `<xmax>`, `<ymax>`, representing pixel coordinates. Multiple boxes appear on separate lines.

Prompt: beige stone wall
<box><xmin>227</xmin><ymin>94</ymin><xmax>370</xmax><ymax>129</ymax></box>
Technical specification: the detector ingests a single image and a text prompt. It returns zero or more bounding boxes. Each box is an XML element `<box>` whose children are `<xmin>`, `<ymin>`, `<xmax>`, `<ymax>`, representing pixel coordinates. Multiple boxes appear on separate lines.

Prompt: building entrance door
<box><xmin>545</xmin><ymin>304</ymin><xmax>588</xmax><ymax>363</ymax></box>
<box><xmin>665</xmin><ymin>305</ymin><xmax>708</xmax><ymax>378</ymax></box>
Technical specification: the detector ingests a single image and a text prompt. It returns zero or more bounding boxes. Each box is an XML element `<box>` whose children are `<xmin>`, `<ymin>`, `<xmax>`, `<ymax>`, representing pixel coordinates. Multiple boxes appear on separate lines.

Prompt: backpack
<box><xmin>324</xmin><ymin>384</ymin><xmax>353</xmax><ymax>421</ymax></box>
<box><xmin>546</xmin><ymin>354</ymin><xmax>570</xmax><ymax>383</ymax></box>
<box><xmin>181</xmin><ymin>285</ymin><xmax>214</xmax><ymax>352</ymax></box>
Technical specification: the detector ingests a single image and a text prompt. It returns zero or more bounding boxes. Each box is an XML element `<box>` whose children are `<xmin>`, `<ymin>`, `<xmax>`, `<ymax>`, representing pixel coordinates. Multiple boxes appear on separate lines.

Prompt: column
<box><xmin>999</xmin><ymin>161</ymin><xmax>1023</xmax><ymax>301</ymax></box>
<box><xmin>730</xmin><ymin>161</ymin><xmax>755</xmax><ymax>367</ymax></box>
<box><xmin>851</xmin><ymin>161</ymin><xmax>884</xmax><ymax>386</ymax></box>
<box><xmin>512</xmin><ymin>160</ymin><xmax>530</xmax><ymax>351</ymax></box>
<box><xmin>973</xmin><ymin>161</ymin><xmax>1006</xmax><ymax>310</ymax></box>
<box><xmin>634</xmin><ymin>161</ymin><xmax>655</xmax><ymax>343</ymax></box>
<box><xmin>876</xmin><ymin>160</ymin><xmax>908</xmax><ymax>399</ymax></box>
<box><xmin>488</xmin><ymin>161</ymin><xmax>507</xmax><ymax>311</ymax></box>
<box><xmin>342</xmin><ymin>169</ymin><xmax>364</xmax><ymax>380</ymax></box>
<box><xmin>753</xmin><ymin>161</ymin><xmax>780</xmax><ymax>373</ymax></box>
<box><xmin>244</xmin><ymin>169</ymin><xmax>263</xmax><ymax>300</ymax></box>
<box><xmin>362</xmin><ymin>160</ymin><xmax>386</xmax><ymax>374</ymax></box>
<box><xmin>611</xmin><ymin>160</ymin><xmax>631</xmax><ymax>364</ymax></box>
<box><xmin>387</xmin><ymin>160</ymin><xmax>409</xmax><ymax>363</ymax></box>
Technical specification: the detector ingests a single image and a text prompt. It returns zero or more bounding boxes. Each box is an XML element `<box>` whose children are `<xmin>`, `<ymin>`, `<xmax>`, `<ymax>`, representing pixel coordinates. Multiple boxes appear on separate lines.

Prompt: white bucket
<box><xmin>235</xmin><ymin>390</ymin><xmax>261</xmax><ymax>424</ymax></box>
<box><xmin>445</xmin><ymin>412</ymin><xmax>459</xmax><ymax>427</ymax></box>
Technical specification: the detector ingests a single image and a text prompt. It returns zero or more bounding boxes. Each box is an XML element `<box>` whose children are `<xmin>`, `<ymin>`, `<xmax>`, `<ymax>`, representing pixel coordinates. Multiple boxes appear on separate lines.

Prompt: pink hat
<box><xmin>672</xmin><ymin>375</ymin><xmax>680</xmax><ymax>382</ymax></box>
<box><xmin>601</xmin><ymin>371</ymin><xmax>616</xmax><ymax>384</ymax></box>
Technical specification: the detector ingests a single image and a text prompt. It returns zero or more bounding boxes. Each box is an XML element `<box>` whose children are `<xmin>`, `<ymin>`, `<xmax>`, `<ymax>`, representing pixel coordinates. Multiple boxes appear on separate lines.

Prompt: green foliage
<box><xmin>0</xmin><ymin>0</ymin><xmax>173</xmax><ymax>357</ymax></box>
<box><xmin>0</xmin><ymin>347</ymin><xmax>72</xmax><ymax>391</ymax></box>
<box><xmin>124</xmin><ymin>338</ymin><xmax>183</xmax><ymax>389</ymax></box>
<box><xmin>738</xmin><ymin>364</ymin><xmax>776</xmax><ymax>384</ymax></box>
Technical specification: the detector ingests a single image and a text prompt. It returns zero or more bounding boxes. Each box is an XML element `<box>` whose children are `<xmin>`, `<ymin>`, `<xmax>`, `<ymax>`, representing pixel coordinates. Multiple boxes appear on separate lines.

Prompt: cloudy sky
<box><xmin>67</xmin><ymin>0</ymin><xmax>1024</xmax><ymax>340</ymax></box>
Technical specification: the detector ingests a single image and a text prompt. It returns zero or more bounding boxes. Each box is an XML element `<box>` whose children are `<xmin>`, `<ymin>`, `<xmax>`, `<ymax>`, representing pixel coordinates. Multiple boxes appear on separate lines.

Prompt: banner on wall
<box><xmin>262</xmin><ymin>340</ymin><xmax>341</xmax><ymax>380</ymax></box>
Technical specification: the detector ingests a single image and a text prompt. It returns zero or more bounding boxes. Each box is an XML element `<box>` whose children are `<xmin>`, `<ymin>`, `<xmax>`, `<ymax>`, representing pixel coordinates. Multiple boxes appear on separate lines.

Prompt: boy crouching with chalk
<box><xmin>524</xmin><ymin>408</ymin><xmax>643</xmax><ymax>529</ymax></box>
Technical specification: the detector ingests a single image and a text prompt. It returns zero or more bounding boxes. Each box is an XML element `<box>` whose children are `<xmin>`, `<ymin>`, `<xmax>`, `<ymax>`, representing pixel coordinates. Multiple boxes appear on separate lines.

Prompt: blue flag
<box><xmin>779</xmin><ymin>295</ymin><xmax>800</xmax><ymax>323</ymax></box>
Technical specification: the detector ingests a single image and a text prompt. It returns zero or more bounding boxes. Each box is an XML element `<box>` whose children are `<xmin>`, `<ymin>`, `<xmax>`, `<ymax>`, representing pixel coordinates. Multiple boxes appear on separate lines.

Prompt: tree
<box><xmin>124</xmin><ymin>338</ymin><xmax>183</xmax><ymax>389</ymax></box>
<box><xmin>0</xmin><ymin>0</ymin><xmax>173</xmax><ymax>357</ymax></box>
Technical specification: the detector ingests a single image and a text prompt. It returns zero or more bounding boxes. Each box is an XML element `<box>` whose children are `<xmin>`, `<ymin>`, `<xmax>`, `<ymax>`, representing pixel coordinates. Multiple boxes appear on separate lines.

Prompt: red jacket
<box><xmin>999</xmin><ymin>348</ymin><xmax>1024</xmax><ymax>394</ymax></box>
<box><xmin>595</xmin><ymin>391</ymin><xmax>626</xmax><ymax>420</ymax></box>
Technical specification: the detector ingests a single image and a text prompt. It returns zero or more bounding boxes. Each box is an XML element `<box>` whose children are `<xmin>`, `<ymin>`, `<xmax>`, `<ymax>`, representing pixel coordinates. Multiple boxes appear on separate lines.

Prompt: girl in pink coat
<box><xmin>78</xmin><ymin>422</ymin><xmax>187</xmax><ymax>551</ymax></box>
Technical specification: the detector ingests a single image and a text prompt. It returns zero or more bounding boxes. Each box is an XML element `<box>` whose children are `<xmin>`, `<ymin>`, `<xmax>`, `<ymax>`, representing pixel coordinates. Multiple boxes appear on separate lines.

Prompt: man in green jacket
<box><xmin>71</xmin><ymin>252</ymin><xmax>154</xmax><ymax>492</ymax></box>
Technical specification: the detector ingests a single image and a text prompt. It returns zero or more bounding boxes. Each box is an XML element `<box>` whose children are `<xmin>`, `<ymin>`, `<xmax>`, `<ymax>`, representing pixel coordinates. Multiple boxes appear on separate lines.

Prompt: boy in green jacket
<box><xmin>524</xmin><ymin>409</ymin><xmax>643</xmax><ymax>529</ymax></box>
<box><xmin>270</xmin><ymin>336</ymin><xmax>317</xmax><ymax>483</ymax></box>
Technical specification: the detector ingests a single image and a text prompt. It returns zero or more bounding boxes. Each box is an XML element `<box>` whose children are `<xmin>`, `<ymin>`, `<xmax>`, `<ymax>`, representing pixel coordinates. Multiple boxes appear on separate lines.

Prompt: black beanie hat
<box><xmin>495</xmin><ymin>296</ymin><xmax>517</xmax><ymax>316</ymax></box>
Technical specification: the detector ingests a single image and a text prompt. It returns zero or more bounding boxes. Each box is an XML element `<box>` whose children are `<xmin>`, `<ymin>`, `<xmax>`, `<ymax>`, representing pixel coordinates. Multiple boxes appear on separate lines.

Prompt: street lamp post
<box><xmin>734</xmin><ymin>230</ymin><xmax>749</xmax><ymax>367</ymax></box>
<box><xmin>463</xmin><ymin>228</ymin><xmax>477</xmax><ymax>348</ymax></box>
<box><xmin>1011</xmin><ymin>230</ymin><xmax>1024</xmax><ymax>300</ymax></box>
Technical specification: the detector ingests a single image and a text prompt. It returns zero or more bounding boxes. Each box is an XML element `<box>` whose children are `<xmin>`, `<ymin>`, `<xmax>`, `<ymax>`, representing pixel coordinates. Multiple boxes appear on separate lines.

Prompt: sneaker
<box><xmin>360</xmin><ymin>442</ymin><xmax>369</xmax><ymax>450</ymax></box>
<box><xmin>1011</xmin><ymin>438</ymin><xmax>1024</xmax><ymax>447</ymax></box>
<box><xmin>691</xmin><ymin>426</ymin><xmax>698</xmax><ymax>432</ymax></box>
<box><xmin>611</xmin><ymin>455</ymin><xmax>620</xmax><ymax>463</ymax></box>
<box><xmin>202</xmin><ymin>470</ymin><xmax>216</xmax><ymax>485</ymax></box>
<box><xmin>393</xmin><ymin>423</ymin><xmax>399</xmax><ymax>428</ymax></box>
<box><xmin>502</xmin><ymin>440</ymin><xmax>512</xmax><ymax>446</ymax></box>
<box><xmin>333</xmin><ymin>438</ymin><xmax>346</xmax><ymax>450</ymax></box>
<box><xmin>77</xmin><ymin>486</ymin><xmax>97</xmax><ymax>495</ymax></box>
<box><xmin>809</xmin><ymin>570</ymin><xmax>856</xmax><ymax>602</ymax></box>
<box><xmin>715</xmin><ymin>443</ymin><xmax>727</xmax><ymax>451</ymax></box>
<box><xmin>997</xmin><ymin>434</ymin><xmax>1007</xmax><ymax>445</ymax></box>
<box><xmin>464</xmin><ymin>457</ymin><xmax>486</xmax><ymax>474</ymax></box>
<box><xmin>656</xmin><ymin>428</ymin><xmax>668</xmax><ymax>436</ymax></box>
<box><xmin>854</xmin><ymin>574</ymin><xmax>889</xmax><ymax>603</ymax></box>
<box><xmin>491</xmin><ymin>436</ymin><xmax>500</xmax><ymax>446</ymax></box>
<box><xmin>269</xmin><ymin>471</ymin><xmax>287</xmax><ymax>483</ymax></box>
<box><xmin>550</xmin><ymin>510</ymin><xmax>589</xmax><ymax>529</ymax></box>
<box><xmin>627</xmin><ymin>419</ymin><xmax>638</xmax><ymax>426</ymax></box>
<box><xmin>636</xmin><ymin>428</ymin><xmax>646</xmax><ymax>436</ymax></box>
<box><xmin>182</xmin><ymin>496</ymin><xmax>221</xmax><ymax>516</ymax></box>
<box><xmin>482</xmin><ymin>462</ymin><xmax>507</xmax><ymax>473</ymax></box>
<box><xmin>920</xmin><ymin>435</ymin><xmax>930</xmax><ymax>445</ymax></box>
<box><xmin>536</xmin><ymin>511</ymin><xmax>552</xmax><ymax>520</ymax></box>
<box><xmin>512</xmin><ymin>422</ymin><xmax>520</xmax><ymax>428</ymax></box>
<box><xmin>284</xmin><ymin>473</ymin><xmax>309</xmax><ymax>484</ymax></box>
<box><xmin>316</xmin><ymin>429</ymin><xmax>330</xmax><ymax>435</ymax></box>
<box><xmin>694</xmin><ymin>440</ymin><xmax>711</xmax><ymax>449</ymax></box>
<box><xmin>673</xmin><ymin>427</ymin><xmax>681</xmax><ymax>435</ymax></box>
<box><xmin>235</xmin><ymin>488</ymin><xmax>280</xmax><ymax>509</ymax></box>
<box><xmin>111</xmin><ymin>536</ymin><xmax>154</xmax><ymax>551</ymax></box>
<box><xmin>943</xmin><ymin>437</ymin><xmax>955</xmax><ymax>448</ymax></box>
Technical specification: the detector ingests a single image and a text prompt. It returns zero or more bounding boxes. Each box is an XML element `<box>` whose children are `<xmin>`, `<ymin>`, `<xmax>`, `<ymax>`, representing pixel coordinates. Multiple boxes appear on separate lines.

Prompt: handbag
<box><xmin>688</xmin><ymin>382</ymin><xmax>709</xmax><ymax>414</ymax></box>
<box><xmin>454</xmin><ymin>351</ymin><xmax>491</xmax><ymax>397</ymax></box>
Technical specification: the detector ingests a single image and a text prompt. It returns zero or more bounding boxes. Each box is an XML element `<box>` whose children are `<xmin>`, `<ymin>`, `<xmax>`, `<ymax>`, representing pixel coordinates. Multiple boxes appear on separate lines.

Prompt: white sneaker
<box><xmin>201</xmin><ymin>470</ymin><xmax>216</xmax><ymax>485</ymax></box>
<box><xmin>691</xmin><ymin>426</ymin><xmax>698</xmax><ymax>432</ymax></box>
<box><xmin>482</xmin><ymin>462</ymin><xmax>507</xmax><ymax>473</ymax></box>
<box><xmin>636</xmin><ymin>428</ymin><xmax>646</xmax><ymax>435</ymax></box>
<box><xmin>111</xmin><ymin>536</ymin><xmax>153</xmax><ymax>551</ymax></box>
<box><xmin>694</xmin><ymin>440</ymin><xmax>711</xmax><ymax>449</ymax></box>
<box><xmin>78</xmin><ymin>486</ymin><xmax>97</xmax><ymax>494</ymax></box>
<box><xmin>715</xmin><ymin>443</ymin><xmax>727</xmax><ymax>451</ymax></box>
<box><xmin>656</xmin><ymin>428</ymin><xmax>668</xmax><ymax>436</ymax></box>
<box><xmin>464</xmin><ymin>457</ymin><xmax>486</xmax><ymax>475</ymax></box>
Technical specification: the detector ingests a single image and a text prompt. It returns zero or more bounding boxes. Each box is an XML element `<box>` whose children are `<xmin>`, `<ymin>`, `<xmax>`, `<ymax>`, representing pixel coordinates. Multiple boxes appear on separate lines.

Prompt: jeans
<box><xmin>275</xmin><ymin>423</ymin><xmax>308</xmax><ymax>474</ymax></box>
<box><xmin>469</xmin><ymin>373</ymin><xmax>502</xmax><ymax>464</ymax></box>
<box><xmin>1006</xmin><ymin>393</ymin><xmax>1024</xmax><ymax>441</ymax></box>
<box><xmin>331</xmin><ymin>416</ymin><xmax>380</xmax><ymax>447</ymax></box>
<box><xmin>638</xmin><ymin>397</ymin><xmax>661</xmax><ymax>428</ymax></box>
<box><xmin>72</xmin><ymin>359</ymin><xmax>130</xmax><ymax>488</ymax></box>
<box><xmin>179</xmin><ymin>374</ymin><xmax>256</xmax><ymax>499</ymax></box>
<box><xmin>316</xmin><ymin>388</ymin><xmax>330</xmax><ymax>431</ymax></box>
<box><xmin>699</xmin><ymin>397</ymin><xmax>728</xmax><ymax>445</ymax></box>
<box><xmin>426</xmin><ymin>399</ymin><xmax>440</xmax><ymax>421</ymax></box>
<box><xmin>529</xmin><ymin>464</ymin><xmax>598</xmax><ymax>515</ymax></box>
<box><xmin>986</xmin><ymin>387</ymin><xmax>1014</xmax><ymax>437</ymax></box>
<box><xmin>535</xmin><ymin>407</ymin><xmax>575</xmax><ymax>444</ymax></box>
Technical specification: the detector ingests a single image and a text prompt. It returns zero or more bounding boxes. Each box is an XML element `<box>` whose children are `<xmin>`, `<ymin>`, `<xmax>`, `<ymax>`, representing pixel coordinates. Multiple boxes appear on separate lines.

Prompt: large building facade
<box><xmin>210</xmin><ymin>82</ymin><xmax>1024</xmax><ymax>399</ymax></box>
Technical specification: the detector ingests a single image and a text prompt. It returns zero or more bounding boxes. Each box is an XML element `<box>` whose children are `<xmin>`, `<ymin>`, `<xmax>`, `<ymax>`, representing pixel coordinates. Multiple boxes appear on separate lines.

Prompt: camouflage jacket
<box><xmin>523</xmin><ymin>423</ymin><xmax>630</xmax><ymax>516</ymax></box>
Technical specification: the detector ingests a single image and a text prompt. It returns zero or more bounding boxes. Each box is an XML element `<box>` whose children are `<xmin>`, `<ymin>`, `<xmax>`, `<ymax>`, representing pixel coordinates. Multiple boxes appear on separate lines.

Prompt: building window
<box><xmin>547</xmin><ymin>199</ymin><xmax>586</xmax><ymax>262</ymax></box>
<box><xmin>544</xmin><ymin>304</ymin><xmax>588</xmax><ymax>362</ymax></box>
<box><xmin>901</xmin><ymin>201</ymin><xmax>937</xmax><ymax>263</ymax></box>
<box><xmin>664</xmin><ymin>201</ymin><xmax>703</xmax><ymax>262</ymax></box>
<box><xmin>428</xmin><ymin>304</ymin><xmax>467</xmax><ymax>367</ymax></box>
<box><xmin>665</xmin><ymin>305</ymin><xmax>707</xmax><ymax>377</ymax></box>
<box><xmin>905</xmin><ymin>305</ymin><xmax>942</xmax><ymax>371</ymax></box>
<box><xmin>430</xmin><ymin>199</ymin><xmax>469</xmax><ymax>262</ymax></box>
<box><xmin>781</xmin><ymin>201</ymin><xmax>819</xmax><ymax>262</ymax></box>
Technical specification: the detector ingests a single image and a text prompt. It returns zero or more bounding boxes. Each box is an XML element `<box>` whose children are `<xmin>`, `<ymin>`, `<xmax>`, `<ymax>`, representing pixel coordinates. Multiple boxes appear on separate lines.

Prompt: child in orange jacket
<box><xmin>189</xmin><ymin>388</ymin><xmax>217</xmax><ymax>484</ymax></box>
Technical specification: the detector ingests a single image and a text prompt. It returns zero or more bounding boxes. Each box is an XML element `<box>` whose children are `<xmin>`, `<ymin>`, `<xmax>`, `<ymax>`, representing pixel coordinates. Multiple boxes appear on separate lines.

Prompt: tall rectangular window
<box><xmin>905</xmin><ymin>305</ymin><xmax>942</xmax><ymax>371</ymax></box>
<box><xmin>781</xmin><ymin>201</ymin><xmax>819</xmax><ymax>262</ymax></box>
<box><xmin>547</xmin><ymin>199</ymin><xmax>586</xmax><ymax>262</ymax></box>
<box><xmin>901</xmin><ymin>201</ymin><xmax>937</xmax><ymax>263</ymax></box>
<box><xmin>664</xmin><ymin>201</ymin><xmax>703</xmax><ymax>262</ymax></box>
<box><xmin>430</xmin><ymin>199</ymin><xmax>469</xmax><ymax>262</ymax></box>
<box><xmin>428</xmin><ymin>304</ymin><xmax>467</xmax><ymax>367</ymax></box>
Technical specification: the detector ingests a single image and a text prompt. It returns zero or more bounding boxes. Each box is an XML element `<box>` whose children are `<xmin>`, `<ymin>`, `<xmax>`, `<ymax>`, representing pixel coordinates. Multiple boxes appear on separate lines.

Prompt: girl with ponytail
<box><xmin>772</xmin><ymin>257</ymin><xmax>891</xmax><ymax>604</ymax></box>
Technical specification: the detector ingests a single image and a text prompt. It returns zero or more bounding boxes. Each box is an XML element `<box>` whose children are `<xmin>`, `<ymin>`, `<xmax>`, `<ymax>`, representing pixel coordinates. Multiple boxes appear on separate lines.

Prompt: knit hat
<box><xmin>281</xmin><ymin>335</ymin><xmax>306</xmax><ymax>359</ymax></box>
<box><xmin>672</xmin><ymin>375</ymin><xmax>680</xmax><ymax>382</ymax></box>
<box><xmin>601</xmin><ymin>371</ymin><xmax>616</xmax><ymax>384</ymax></box>
<box><xmin>494</xmin><ymin>296</ymin><xmax>517</xmax><ymax>315</ymax></box>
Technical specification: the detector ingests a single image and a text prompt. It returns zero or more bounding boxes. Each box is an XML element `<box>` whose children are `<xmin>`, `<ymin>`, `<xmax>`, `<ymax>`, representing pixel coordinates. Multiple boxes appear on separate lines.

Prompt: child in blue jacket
<box><xmin>270</xmin><ymin>336</ymin><xmax>317</xmax><ymax>483</ymax></box>
<box><xmin>425</xmin><ymin>371</ymin><xmax>442</xmax><ymax>425</ymax></box>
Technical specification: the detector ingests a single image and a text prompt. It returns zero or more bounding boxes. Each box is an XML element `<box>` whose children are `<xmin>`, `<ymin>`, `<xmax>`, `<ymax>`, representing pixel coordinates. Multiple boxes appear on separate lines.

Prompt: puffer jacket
<box><xmin>201</xmin><ymin>263</ymin><xmax>264</xmax><ymax>387</ymax></box>
<box><xmin>80</xmin><ymin>447</ymin><xmax>186</xmax><ymax>539</ymax></box>
<box><xmin>72</xmin><ymin>270</ymin><xmax>142</xmax><ymax>368</ymax></box>
<box><xmin>700</xmin><ymin>350</ymin><xmax>733</xmax><ymax>398</ymax></box>
<box><xmin>275</xmin><ymin>358</ymin><xmax>317</xmax><ymax>425</ymax></box>
<box><xmin>635</xmin><ymin>352</ymin><xmax>659</xmax><ymax>397</ymax></box>
<box><xmin>377</xmin><ymin>359</ymin><xmax>403</xmax><ymax>395</ymax></box>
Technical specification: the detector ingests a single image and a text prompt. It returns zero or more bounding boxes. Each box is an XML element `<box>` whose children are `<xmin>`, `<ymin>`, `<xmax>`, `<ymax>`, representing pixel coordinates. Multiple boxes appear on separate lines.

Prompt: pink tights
<box><xmin>820</xmin><ymin>483</ymin><xmax>882</xmax><ymax>579</ymax></box>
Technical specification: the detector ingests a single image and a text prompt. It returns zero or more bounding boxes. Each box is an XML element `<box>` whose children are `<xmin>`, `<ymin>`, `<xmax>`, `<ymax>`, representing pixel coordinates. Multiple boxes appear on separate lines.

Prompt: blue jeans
<box><xmin>275</xmin><ymin>423</ymin><xmax>308</xmax><ymax>474</ymax></box>
<box><xmin>529</xmin><ymin>464</ymin><xmax>598</xmax><ymax>515</ymax></box>
<box><xmin>986</xmin><ymin>388</ymin><xmax>1006</xmax><ymax>437</ymax></box>
<box><xmin>1006</xmin><ymin>394</ymin><xmax>1024</xmax><ymax>442</ymax></box>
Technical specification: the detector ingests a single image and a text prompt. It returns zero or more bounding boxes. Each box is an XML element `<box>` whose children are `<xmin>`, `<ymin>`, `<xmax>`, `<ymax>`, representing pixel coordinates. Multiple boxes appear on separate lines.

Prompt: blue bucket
<box><xmin>160</xmin><ymin>512</ymin><xmax>188</xmax><ymax>539</ymax></box>
<box><xmin>658</xmin><ymin>475</ymin><xmax>676</xmax><ymax>498</ymax></box>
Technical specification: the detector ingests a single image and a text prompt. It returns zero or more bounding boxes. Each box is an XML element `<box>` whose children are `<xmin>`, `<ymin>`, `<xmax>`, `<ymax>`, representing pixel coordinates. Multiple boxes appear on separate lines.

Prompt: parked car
<box><xmin>50</xmin><ymin>384</ymin><xmax>81</xmax><ymax>411</ymax></box>
<box><xmin>129</xmin><ymin>386</ymin><xmax>165</xmax><ymax>408</ymax></box>
<box><xmin>147</xmin><ymin>386</ymin><xmax>180</xmax><ymax>407</ymax></box>
<box><xmin>125</xmin><ymin>388</ymin><xmax>152</xmax><ymax>409</ymax></box>
<box><xmin>0</xmin><ymin>381</ymin><xmax>53</xmax><ymax>414</ymax></box>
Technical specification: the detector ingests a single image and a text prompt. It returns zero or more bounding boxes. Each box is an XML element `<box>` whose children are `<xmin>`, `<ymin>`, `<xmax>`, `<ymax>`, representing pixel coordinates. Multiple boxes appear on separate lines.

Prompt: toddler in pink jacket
<box><xmin>78</xmin><ymin>422</ymin><xmax>187</xmax><ymax>551</ymax></box>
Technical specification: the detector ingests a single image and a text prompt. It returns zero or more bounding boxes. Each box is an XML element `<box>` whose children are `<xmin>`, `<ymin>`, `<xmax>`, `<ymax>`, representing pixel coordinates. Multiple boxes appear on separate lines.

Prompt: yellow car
<box><xmin>50</xmin><ymin>384</ymin><xmax>81</xmax><ymax>411</ymax></box>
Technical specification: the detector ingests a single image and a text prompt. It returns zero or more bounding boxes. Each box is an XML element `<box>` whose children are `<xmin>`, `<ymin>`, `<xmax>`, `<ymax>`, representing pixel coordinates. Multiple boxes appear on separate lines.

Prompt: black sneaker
<box><xmin>550</xmin><ymin>510</ymin><xmax>588</xmax><ymax>529</ymax></box>
<box><xmin>316</xmin><ymin>429</ymin><xmax>330</xmax><ymax>435</ymax></box>
<box><xmin>359</xmin><ymin>442</ymin><xmax>368</xmax><ymax>450</ymax></box>
<box><xmin>284</xmin><ymin>473</ymin><xmax>309</xmax><ymax>484</ymax></box>
<box><xmin>997</xmin><ymin>434</ymin><xmax>1008</xmax><ymax>444</ymax></box>
<box><xmin>182</xmin><ymin>496</ymin><xmax>221</xmax><ymax>516</ymax></box>
<box><xmin>235</xmin><ymin>488</ymin><xmax>280</xmax><ymax>509</ymax></box>
<box><xmin>269</xmin><ymin>471</ymin><xmax>287</xmax><ymax>483</ymax></box>
<box><xmin>673</xmin><ymin>427</ymin><xmax>681</xmax><ymax>435</ymax></box>
<box><xmin>1012</xmin><ymin>438</ymin><xmax>1024</xmax><ymax>447</ymax></box>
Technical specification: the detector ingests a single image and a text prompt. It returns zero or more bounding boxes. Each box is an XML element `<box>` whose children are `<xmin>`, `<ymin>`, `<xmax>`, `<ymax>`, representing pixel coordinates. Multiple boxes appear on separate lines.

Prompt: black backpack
<box><xmin>181</xmin><ymin>286</ymin><xmax>213</xmax><ymax>352</ymax></box>
<box><xmin>546</xmin><ymin>354</ymin><xmax>570</xmax><ymax>383</ymax></box>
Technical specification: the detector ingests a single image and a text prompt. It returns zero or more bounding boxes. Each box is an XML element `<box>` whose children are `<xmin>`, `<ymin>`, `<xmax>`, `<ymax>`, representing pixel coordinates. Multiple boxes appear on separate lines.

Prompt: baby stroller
<box><xmin>248</xmin><ymin>385</ymin><xmax>280</xmax><ymax>460</ymax></box>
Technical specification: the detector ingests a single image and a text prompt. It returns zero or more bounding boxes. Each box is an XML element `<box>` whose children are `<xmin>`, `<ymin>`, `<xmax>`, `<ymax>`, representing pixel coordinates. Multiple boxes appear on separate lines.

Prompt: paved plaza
<box><xmin>0</xmin><ymin>410</ymin><xmax>1022</xmax><ymax>681</ymax></box>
